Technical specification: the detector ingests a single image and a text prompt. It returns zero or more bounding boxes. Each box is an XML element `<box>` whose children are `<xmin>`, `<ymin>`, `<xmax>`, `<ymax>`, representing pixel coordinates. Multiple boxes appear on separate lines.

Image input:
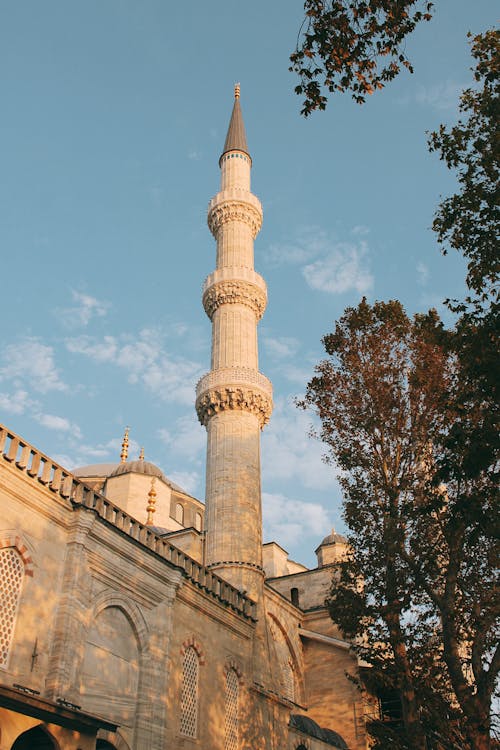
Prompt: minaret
<box><xmin>196</xmin><ymin>85</ymin><xmax>272</xmax><ymax>599</ymax></box>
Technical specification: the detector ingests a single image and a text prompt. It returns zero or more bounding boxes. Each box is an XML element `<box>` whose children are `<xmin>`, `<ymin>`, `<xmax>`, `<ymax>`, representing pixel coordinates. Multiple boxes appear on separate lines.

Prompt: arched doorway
<box><xmin>11</xmin><ymin>726</ymin><xmax>57</xmax><ymax>749</ymax></box>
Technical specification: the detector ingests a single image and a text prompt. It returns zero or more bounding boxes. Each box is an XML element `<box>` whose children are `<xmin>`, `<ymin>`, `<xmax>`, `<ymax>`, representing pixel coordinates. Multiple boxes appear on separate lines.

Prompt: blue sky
<box><xmin>1</xmin><ymin>1</ymin><xmax>496</xmax><ymax>567</ymax></box>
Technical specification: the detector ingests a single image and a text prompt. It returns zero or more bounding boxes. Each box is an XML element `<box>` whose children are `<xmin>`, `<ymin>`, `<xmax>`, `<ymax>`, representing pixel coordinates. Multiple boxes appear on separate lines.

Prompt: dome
<box><xmin>108</xmin><ymin>460</ymin><xmax>166</xmax><ymax>481</ymax></box>
<box><xmin>289</xmin><ymin>715</ymin><xmax>348</xmax><ymax>748</ymax></box>
<box><xmin>319</xmin><ymin>528</ymin><xmax>347</xmax><ymax>547</ymax></box>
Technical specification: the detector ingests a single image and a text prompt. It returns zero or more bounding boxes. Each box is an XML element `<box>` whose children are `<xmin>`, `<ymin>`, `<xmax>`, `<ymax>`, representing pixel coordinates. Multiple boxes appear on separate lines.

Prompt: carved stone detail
<box><xmin>208</xmin><ymin>200</ymin><xmax>263</xmax><ymax>239</ymax></box>
<box><xmin>196</xmin><ymin>385</ymin><xmax>273</xmax><ymax>429</ymax></box>
<box><xmin>203</xmin><ymin>279</ymin><xmax>267</xmax><ymax>320</ymax></box>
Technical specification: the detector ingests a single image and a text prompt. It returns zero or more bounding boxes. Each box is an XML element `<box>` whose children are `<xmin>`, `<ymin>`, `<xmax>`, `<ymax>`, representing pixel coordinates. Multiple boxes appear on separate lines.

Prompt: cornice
<box><xmin>195</xmin><ymin>375</ymin><xmax>273</xmax><ymax>429</ymax></box>
<box><xmin>202</xmin><ymin>278</ymin><xmax>267</xmax><ymax>320</ymax></box>
<box><xmin>208</xmin><ymin>198</ymin><xmax>263</xmax><ymax>239</ymax></box>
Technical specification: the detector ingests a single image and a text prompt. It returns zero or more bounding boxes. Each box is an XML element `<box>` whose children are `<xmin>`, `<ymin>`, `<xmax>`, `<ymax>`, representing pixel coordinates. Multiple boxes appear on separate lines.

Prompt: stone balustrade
<box><xmin>0</xmin><ymin>423</ymin><xmax>257</xmax><ymax>621</ymax></box>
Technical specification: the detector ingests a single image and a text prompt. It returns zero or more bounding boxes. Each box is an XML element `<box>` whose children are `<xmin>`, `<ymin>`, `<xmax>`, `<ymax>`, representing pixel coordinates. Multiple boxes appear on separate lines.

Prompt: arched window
<box><xmin>283</xmin><ymin>659</ymin><xmax>296</xmax><ymax>703</ymax></box>
<box><xmin>175</xmin><ymin>503</ymin><xmax>184</xmax><ymax>525</ymax></box>
<box><xmin>290</xmin><ymin>587</ymin><xmax>300</xmax><ymax>607</ymax></box>
<box><xmin>195</xmin><ymin>512</ymin><xmax>202</xmax><ymax>531</ymax></box>
<box><xmin>180</xmin><ymin>646</ymin><xmax>199</xmax><ymax>737</ymax></box>
<box><xmin>0</xmin><ymin>546</ymin><xmax>25</xmax><ymax>668</ymax></box>
<box><xmin>80</xmin><ymin>606</ymin><xmax>139</xmax><ymax>725</ymax></box>
<box><xmin>225</xmin><ymin>668</ymin><xmax>239</xmax><ymax>750</ymax></box>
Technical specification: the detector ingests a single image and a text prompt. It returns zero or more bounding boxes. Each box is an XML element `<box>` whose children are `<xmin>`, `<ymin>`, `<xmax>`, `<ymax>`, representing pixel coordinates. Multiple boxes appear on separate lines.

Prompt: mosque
<box><xmin>0</xmin><ymin>87</ymin><xmax>372</xmax><ymax>749</ymax></box>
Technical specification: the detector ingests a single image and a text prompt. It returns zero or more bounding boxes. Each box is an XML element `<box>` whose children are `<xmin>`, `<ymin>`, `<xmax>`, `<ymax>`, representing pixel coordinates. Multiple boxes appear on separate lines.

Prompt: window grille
<box><xmin>180</xmin><ymin>646</ymin><xmax>199</xmax><ymax>737</ymax></box>
<box><xmin>0</xmin><ymin>547</ymin><xmax>25</xmax><ymax>668</ymax></box>
<box><xmin>225</xmin><ymin>669</ymin><xmax>239</xmax><ymax>750</ymax></box>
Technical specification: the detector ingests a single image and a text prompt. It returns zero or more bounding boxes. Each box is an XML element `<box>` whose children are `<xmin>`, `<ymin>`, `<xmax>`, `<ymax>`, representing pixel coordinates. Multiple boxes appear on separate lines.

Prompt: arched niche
<box><xmin>79</xmin><ymin>605</ymin><xmax>140</xmax><ymax>725</ymax></box>
<box><xmin>11</xmin><ymin>725</ymin><xmax>58</xmax><ymax>749</ymax></box>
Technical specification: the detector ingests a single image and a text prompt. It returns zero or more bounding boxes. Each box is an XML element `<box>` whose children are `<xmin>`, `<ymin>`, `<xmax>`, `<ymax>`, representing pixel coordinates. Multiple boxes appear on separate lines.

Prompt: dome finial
<box><xmin>146</xmin><ymin>477</ymin><xmax>157</xmax><ymax>526</ymax></box>
<box><xmin>139</xmin><ymin>446</ymin><xmax>145</xmax><ymax>461</ymax></box>
<box><xmin>234</xmin><ymin>82</ymin><xmax>240</xmax><ymax>99</ymax></box>
<box><xmin>120</xmin><ymin>427</ymin><xmax>130</xmax><ymax>463</ymax></box>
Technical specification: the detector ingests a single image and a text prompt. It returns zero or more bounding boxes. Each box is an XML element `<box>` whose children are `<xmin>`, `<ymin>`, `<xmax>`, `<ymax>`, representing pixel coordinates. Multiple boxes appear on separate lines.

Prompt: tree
<box><xmin>290</xmin><ymin>0</ymin><xmax>433</xmax><ymax>115</ymax></box>
<box><xmin>428</xmin><ymin>29</ymin><xmax>499</xmax><ymax>312</ymax></box>
<box><xmin>299</xmin><ymin>299</ymin><xmax>499</xmax><ymax>749</ymax></box>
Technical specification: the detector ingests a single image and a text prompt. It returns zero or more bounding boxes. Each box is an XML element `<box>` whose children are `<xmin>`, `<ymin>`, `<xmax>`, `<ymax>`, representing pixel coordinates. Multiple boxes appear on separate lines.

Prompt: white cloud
<box><xmin>34</xmin><ymin>412</ymin><xmax>82</xmax><ymax>440</ymax></box>
<box><xmin>66</xmin><ymin>328</ymin><xmax>203</xmax><ymax>405</ymax></box>
<box><xmin>0</xmin><ymin>389</ymin><xmax>32</xmax><ymax>415</ymax></box>
<box><xmin>351</xmin><ymin>225</ymin><xmax>370</xmax><ymax>237</ymax></box>
<box><xmin>57</xmin><ymin>290</ymin><xmax>110</xmax><ymax>328</ymax></box>
<box><xmin>263</xmin><ymin>335</ymin><xmax>300</xmax><ymax>360</ymax></box>
<box><xmin>188</xmin><ymin>150</ymin><xmax>201</xmax><ymax>161</ymax></box>
<box><xmin>262</xmin><ymin>491</ymin><xmax>333</xmax><ymax>548</ymax></box>
<box><xmin>302</xmin><ymin>241</ymin><xmax>373</xmax><ymax>294</ymax></box>
<box><xmin>1</xmin><ymin>338</ymin><xmax>67</xmax><ymax>393</ymax></box>
<box><xmin>36</xmin><ymin>413</ymin><xmax>72</xmax><ymax>431</ymax></box>
<box><xmin>168</xmin><ymin>470</ymin><xmax>201</xmax><ymax>496</ymax></box>
<box><xmin>66</xmin><ymin>335</ymin><xmax>117</xmax><ymax>362</ymax></box>
<box><xmin>262</xmin><ymin>396</ymin><xmax>339</xmax><ymax>492</ymax></box>
<box><xmin>266</xmin><ymin>241</ymin><xmax>314</xmax><ymax>267</ymax></box>
<box><xmin>415</xmin><ymin>81</ymin><xmax>463</xmax><ymax>111</ymax></box>
<box><xmin>158</xmin><ymin>414</ymin><xmax>206</xmax><ymax>459</ymax></box>
<box><xmin>279</xmin><ymin>363</ymin><xmax>315</xmax><ymax>386</ymax></box>
<box><xmin>148</xmin><ymin>186</ymin><xmax>164</xmax><ymax>206</ymax></box>
<box><xmin>65</xmin><ymin>436</ymin><xmax>142</xmax><ymax>469</ymax></box>
<box><xmin>416</xmin><ymin>261</ymin><xmax>429</xmax><ymax>286</ymax></box>
<box><xmin>266</xmin><ymin>226</ymin><xmax>330</xmax><ymax>268</ymax></box>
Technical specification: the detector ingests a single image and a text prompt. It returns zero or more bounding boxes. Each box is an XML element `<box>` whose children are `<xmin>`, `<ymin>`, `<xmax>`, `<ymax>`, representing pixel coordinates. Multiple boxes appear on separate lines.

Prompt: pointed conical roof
<box><xmin>220</xmin><ymin>83</ymin><xmax>251</xmax><ymax>163</ymax></box>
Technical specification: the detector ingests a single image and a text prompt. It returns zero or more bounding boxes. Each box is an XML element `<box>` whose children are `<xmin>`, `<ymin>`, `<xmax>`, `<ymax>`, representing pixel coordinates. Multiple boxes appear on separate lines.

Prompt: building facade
<box><xmin>0</xmin><ymin>89</ymin><xmax>369</xmax><ymax>750</ymax></box>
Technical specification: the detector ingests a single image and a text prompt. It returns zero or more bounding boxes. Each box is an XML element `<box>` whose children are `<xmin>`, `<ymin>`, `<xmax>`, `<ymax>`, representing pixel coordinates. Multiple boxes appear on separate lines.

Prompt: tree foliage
<box><xmin>290</xmin><ymin>0</ymin><xmax>433</xmax><ymax>115</ymax></box>
<box><xmin>428</xmin><ymin>29</ymin><xmax>500</xmax><ymax>311</ymax></box>
<box><xmin>294</xmin><ymin>14</ymin><xmax>499</xmax><ymax>750</ymax></box>
<box><xmin>299</xmin><ymin>299</ymin><xmax>499</xmax><ymax>750</ymax></box>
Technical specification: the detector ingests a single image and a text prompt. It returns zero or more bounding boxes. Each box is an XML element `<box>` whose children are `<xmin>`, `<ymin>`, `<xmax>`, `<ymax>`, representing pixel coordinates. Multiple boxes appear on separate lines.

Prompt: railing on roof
<box><xmin>0</xmin><ymin>423</ymin><xmax>256</xmax><ymax>621</ymax></box>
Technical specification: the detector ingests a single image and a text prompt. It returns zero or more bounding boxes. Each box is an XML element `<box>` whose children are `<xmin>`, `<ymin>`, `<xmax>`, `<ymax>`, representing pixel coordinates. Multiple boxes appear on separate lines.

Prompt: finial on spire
<box><xmin>146</xmin><ymin>477</ymin><xmax>157</xmax><ymax>526</ymax></box>
<box><xmin>220</xmin><ymin>83</ymin><xmax>249</xmax><ymax>164</ymax></box>
<box><xmin>120</xmin><ymin>427</ymin><xmax>129</xmax><ymax>463</ymax></box>
<box><xmin>139</xmin><ymin>447</ymin><xmax>145</xmax><ymax>461</ymax></box>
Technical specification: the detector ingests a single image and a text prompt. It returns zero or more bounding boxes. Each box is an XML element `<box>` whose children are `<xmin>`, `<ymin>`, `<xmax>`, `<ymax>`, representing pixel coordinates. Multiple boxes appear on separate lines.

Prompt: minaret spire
<box><xmin>196</xmin><ymin>87</ymin><xmax>272</xmax><ymax>599</ymax></box>
<box><xmin>220</xmin><ymin>83</ymin><xmax>250</xmax><ymax>164</ymax></box>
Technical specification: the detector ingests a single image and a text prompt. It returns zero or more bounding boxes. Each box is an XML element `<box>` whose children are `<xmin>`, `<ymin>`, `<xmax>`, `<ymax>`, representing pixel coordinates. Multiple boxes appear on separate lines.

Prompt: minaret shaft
<box><xmin>196</xmin><ymin>90</ymin><xmax>272</xmax><ymax>598</ymax></box>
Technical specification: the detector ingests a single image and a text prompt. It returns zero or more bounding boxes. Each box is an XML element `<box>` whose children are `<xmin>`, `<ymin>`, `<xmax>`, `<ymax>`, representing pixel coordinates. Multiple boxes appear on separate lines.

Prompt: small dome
<box><xmin>319</xmin><ymin>528</ymin><xmax>347</xmax><ymax>547</ymax></box>
<box><xmin>109</xmin><ymin>460</ymin><xmax>166</xmax><ymax>481</ymax></box>
<box><xmin>289</xmin><ymin>715</ymin><xmax>348</xmax><ymax>748</ymax></box>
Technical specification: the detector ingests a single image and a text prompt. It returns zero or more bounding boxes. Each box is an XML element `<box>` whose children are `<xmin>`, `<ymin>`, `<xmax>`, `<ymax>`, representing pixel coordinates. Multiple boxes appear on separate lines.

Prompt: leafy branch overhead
<box><xmin>290</xmin><ymin>0</ymin><xmax>433</xmax><ymax>115</ymax></box>
<box><xmin>429</xmin><ymin>29</ymin><xmax>500</xmax><ymax>309</ymax></box>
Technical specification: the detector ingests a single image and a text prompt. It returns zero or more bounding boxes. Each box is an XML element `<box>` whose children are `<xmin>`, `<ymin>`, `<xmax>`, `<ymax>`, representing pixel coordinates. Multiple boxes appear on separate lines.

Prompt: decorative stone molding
<box><xmin>0</xmin><ymin>534</ymin><xmax>34</xmax><ymax>576</ymax></box>
<box><xmin>196</xmin><ymin>367</ymin><xmax>273</xmax><ymax>397</ymax></box>
<box><xmin>224</xmin><ymin>658</ymin><xmax>244</xmax><ymax>684</ymax></box>
<box><xmin>203</xmin><ymin>265</ymin><xmax>267</xmax><ymax>292</ymax></box>
<box><xmin>90</xmin><ymin>590</ymin><xmax>149</xmax><ymax>652</ymax></box>
<box><xmin>203</xmin><ymin>278</ymin><xmax>267</xmax><ymax>320</ymax></box>
<box><xmin>208</xmin><ymin>199</ymin><xmax>263</xmax><ymax>239</ymax></box>
<box><xmin>196</xmin><ymin>383</ymin><xmax>273</xmax><ymax>429</ymax></box>
<box><xmin>180</xmin><ymin>636</ymin><xmax>205</xmax><ymax>665</ymax></box>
